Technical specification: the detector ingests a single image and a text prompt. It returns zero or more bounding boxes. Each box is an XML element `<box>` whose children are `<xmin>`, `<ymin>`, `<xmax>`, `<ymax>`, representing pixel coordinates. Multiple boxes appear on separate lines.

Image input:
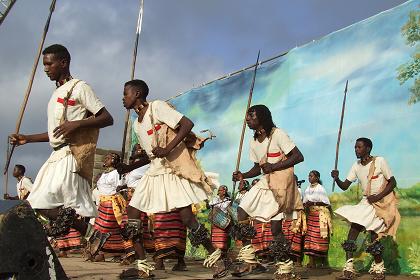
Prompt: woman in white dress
<box><xmin>302</xmin><ymin>170</ymin><xmax>331</xmax><ymax>268</ymax></box>
<box><xmin>209</xmin><ymin>185</ymin><xmax>232</xmax><ymax>252</ymax></box>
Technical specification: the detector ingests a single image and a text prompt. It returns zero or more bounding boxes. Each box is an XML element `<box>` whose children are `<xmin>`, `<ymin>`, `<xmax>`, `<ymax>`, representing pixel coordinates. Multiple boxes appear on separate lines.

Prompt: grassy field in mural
<box><xmin>185</xmin><ymin>183</ymin><xmax>420</xmax><ymax>275</ymax></box>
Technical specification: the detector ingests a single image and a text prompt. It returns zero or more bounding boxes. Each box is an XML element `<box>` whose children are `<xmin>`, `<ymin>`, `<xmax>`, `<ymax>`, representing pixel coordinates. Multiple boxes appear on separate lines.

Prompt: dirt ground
<box><xmin>60</xmin><ymin>255</ymin><xmax>419</xmax><ymax>280</ymax></box>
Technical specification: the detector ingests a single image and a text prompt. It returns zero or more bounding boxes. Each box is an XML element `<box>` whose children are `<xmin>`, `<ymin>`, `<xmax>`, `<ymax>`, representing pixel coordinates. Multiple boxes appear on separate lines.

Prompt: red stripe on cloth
<box><xmin>57</xmin><ymin>97</ymin><xmax>76</xmax><ymax>106</ymax></box>
<box><xmin>211</xmin><ymin>225</ymin><xmax>229</xmax><ymax>250</ymax></box>
<box><xmin>137</xmin><ymin>211</ymin><xmax>155</xmax><ymax>253</ymax></box>
<box><xmin>371</xmin><ymin>175</ymin><xmax>379</xmax><ymax>179</ymax></box>
<box><xmin>147</xmin><ymin>124</ymin><xmax>161</xmax><ymax>135</ymax></box>
<box><xmin>251</xmin><ymin>222</ymin><xmax>273</xmax><ymax>252</ymax></box>
<box><xmin>153</xmin><ymin>210</ymin><xmax>187</xmax><ymax>258</ymax></box>
<box><xmin>304</xmin><ymin>210</ymin><xmax>329</xmax><ymax>256</ymax></box>
<box><xmin>94</xmin><ymin>201</ymin><xmax>134</xmax><ymax>253</ymax></box>
<box><xmin>56</xmin><ymin>228</ymin><xmax>82</xmax><ymax>251</ymax></box>
<box><xmin>282</xmin><ymin>220</ymin><xmax>304</xmax><ymax>257</ymax></box>
<box><xmin>267</xmin><ymin>152</ymin><xmax>282</xmax><ymax>157</ymax></box>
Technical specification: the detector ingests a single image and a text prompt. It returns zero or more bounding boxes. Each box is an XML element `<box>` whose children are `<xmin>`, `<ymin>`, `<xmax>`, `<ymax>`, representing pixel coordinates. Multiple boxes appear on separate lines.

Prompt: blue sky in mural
<box><xmin>133</xmin><ymin>1</ymin><xmax>419</xmax><ymax>192</ymax></box>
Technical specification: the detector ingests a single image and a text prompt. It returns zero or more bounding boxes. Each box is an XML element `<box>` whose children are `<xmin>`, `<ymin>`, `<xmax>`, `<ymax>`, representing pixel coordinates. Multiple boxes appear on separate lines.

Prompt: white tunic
<box><xmin>124</xmin><ymin>164</ymin><xmax>150</xmax><ymax>189</ymax></box>
<box><xmin>335</xmin><ymin>157</ymin><xmax>392</xmax><ymax>233</ymax></box>
<box><xmin>129</xmin><ymin>100</ymin><xmax>208</xmax><ymax>213</ymax></box>
<box><xmin>209</xmin><ymin>197</ymin><xmax>231</xmax><ymax>213</ymax></box>
<box><xmin>16</xmin><ymin>176</ymin><xmax>33</xmax><ymax>200</ymax></box>
<box><xmin>239</xmin><ymin>128</ymin><xmax>296</xmax><ymax>222</ymax></box>
<box><xmin>303</xmin><ymin>183</ymin><xmax>330</xmax><ymax>205</ymax></box>
<box><xmin>97</xmin><ymin>170</ymin><xmax>121</xmax><ymax>196</ymax></box>
<box><xmin>234</xmin><ymin>191</ymin><xmax>247</xmax><ymax>204</ymax></box>
<box><xmin>27</xmin><ymin>79</ymin><xmax>104</xmax><ymax>217</ymax></box>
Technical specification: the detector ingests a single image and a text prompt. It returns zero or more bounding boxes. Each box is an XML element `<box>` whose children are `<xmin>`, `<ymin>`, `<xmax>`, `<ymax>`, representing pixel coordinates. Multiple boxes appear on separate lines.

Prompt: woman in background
<box><xmin>303</xmin><ymin>170</ymin><xmax>332</xmax><ymax>268</ymax></box>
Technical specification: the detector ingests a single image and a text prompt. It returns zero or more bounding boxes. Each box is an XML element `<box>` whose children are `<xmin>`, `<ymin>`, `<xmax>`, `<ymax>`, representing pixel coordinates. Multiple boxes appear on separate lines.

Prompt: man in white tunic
<box><xmin>4</xmin><ymin>164</ymin><xmax>33</xmax><ymax>200</ymax></box>
<box><xmin>9</xmin><ymin>44</ymin><xmax>114</xmax><ymax>257</ymax></box>
<box><xmin>119</xmin><ymin>79</ymin><xmax>228</xmax><ymax>279</ymax></box>
<box><xmin>232</xmin><ymin>105</ymin><xmax>304</xmax><ymax>280</ymax></box>
<box><xmin>331</xmin><ymin>137</ymin><xmax>399</xmax><ymax>280</ymax></box>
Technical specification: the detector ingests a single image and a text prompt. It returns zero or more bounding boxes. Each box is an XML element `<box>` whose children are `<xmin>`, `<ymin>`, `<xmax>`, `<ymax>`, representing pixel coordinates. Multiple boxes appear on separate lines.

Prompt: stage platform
<box><xmin>61</xmin><ymin>256</ymin><xmax>417</xmax><ymax>279</ymax></box>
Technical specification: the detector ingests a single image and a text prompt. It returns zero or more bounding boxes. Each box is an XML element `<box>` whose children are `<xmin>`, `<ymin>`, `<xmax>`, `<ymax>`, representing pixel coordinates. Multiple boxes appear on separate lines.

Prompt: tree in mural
<box><xmin>397</xmin><ymin>8</ymin><xmax>420</xmax><ymax>104</ymax></box>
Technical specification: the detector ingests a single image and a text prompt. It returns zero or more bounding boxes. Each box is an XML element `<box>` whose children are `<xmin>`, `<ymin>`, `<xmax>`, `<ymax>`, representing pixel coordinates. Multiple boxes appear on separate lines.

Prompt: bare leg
<box><xmin>366</xmin><ymin>231</ymin><xmax>385</xmax><ymax>279</ymax></box>
<box><xmin>119</xmin><ymin>206</ymin><xmax>155</xmax><ymax>278</ymax></box>
<box><xmin>345</xmin><ymin>223</ymin><xmax>364</xmax><ymax>260</ymax></box>
<box><xmin>237</xmin><ymin>207</ymin><xmax>251</xmax><ymax>246</ymax></box>
<box><xmin>172</xmin><ymin>256</ymin><xmax>187</xmax><ymax>271</ymax></box>
<box><xmin>38</xmin><ymin>208</ymin><xmax>88</xmax><ymax>236</ymax></box>
<box><xmin>270</xmin><ymin>220</ymin><xmax>282</xmax><ymax>237</ymax></box>
<box><xmin>178</xmin><ymin>206</ymin><xmax>214</xmax><ymax>253</ymax></box>
<box><xmin>337</xmin><ymin>223</ymin><xmax>364</xmax><ymax>280</ymax></box>
<box><xmin>369</xmin><ymin>231</ymin><xmax>382</xmax><ymax>263</ymax></box>
<box><xmin>127</xmin><ymin>205</ymin><xmax>147</xmax><ymax>260</ymax></box>
<box><xmin>154</xmin><ymin>257</ymin><xmax>165</xmax><ymax>270</ymax></box>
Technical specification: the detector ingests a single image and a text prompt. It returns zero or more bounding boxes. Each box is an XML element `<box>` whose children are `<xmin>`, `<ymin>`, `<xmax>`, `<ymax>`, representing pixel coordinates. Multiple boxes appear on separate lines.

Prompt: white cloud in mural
<box><xmin>295</xmin><ymin>43</ymin><xmax>378</xmax><ymax>88</ymax></box>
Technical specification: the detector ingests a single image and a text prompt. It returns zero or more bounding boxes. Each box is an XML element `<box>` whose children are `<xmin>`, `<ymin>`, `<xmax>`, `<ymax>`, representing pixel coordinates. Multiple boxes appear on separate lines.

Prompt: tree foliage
<box><xmin>397</xmin><ymin>8</ymin><xmax>420</xmax><ymax>104</ymax></box>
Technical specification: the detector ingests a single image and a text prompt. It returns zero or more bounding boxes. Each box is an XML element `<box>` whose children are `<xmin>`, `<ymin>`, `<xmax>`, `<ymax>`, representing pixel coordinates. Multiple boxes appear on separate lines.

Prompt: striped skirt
<box><xmin>211</xmin><ymin>225</ymin><xmax>230</xmax><ymax>250</ymax></box>
<box><xmin>153</xmin><ymin>210</ymin><xmax>187</xmax><ymax>259</ymax></box>
<box><xmin>55</xmin><ymin>228</ymin><xmax>82</xmax><ymax>252</ymax></box>
<box><xmin>122</xmin><ymin>189</ymin><xmax>155</xmax><ymax>254</ymax></box>
<box><xmin>94</xmin><ymin>200</ymin><xmax>135</xmax><ymax>255</ymax></box>
<box><xmin>251</xmin><ymin>221</ymin><xmax>273</xmax><ymax>254</ymax></box>
<box><xmin>282</xmin><ymin>220</ymin><xmax>303</xmax><ymax>258</ymax></box>
<box><xmin>140</xmin><ymin>211</ymin><xmax>156</xmax><ymax>254</ymax></box>
<box><xmin>304</xmin><ymin>210</ymin><xmax>329</xmax><ymax>257</ymax></box>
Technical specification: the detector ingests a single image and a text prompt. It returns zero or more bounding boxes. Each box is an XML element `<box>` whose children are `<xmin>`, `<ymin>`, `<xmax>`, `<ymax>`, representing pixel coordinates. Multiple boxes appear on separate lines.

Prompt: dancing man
<box><xmin>331</xmin><ymin>138</ymin><xmax>399</xmax><ymax>280</ymax></box>
<box><xmin>9</xmin><ymin>44</ymin><xmax>114</xmax><ymax>257</ymax></box>
<box><xmin>232</xmin><ymin>104</ymin><xmax>304</xmax><ymax>279</ymax></box>
<box><xmin>119</xmin><ymin>79</ymin><xmax>227</xmax><ymax>278</ymax></box>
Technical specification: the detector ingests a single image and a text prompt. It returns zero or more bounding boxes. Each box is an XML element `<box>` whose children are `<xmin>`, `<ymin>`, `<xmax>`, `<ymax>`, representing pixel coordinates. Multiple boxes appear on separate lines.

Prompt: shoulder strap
<box><xmin>365</xmin><ymin>156</ymin><xmax>377</xmax><ymax>196</ymax></box>
<box><xmin>60</xmin><ymin>80</ymin><xmax>81</xmax><ymax>122</ymax></box>
<box><xmin>148</xmin><ymin>101</ymin><xmax>159</xmax><ymax>147</ymax></box>
<box><xmin>264</xmin><ymin>127</ymin><xmax>277</xmax><ymax>162</ymax></box>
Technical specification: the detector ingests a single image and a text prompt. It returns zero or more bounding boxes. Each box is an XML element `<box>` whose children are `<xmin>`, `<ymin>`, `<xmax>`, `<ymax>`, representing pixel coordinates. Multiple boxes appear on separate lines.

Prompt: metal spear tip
<box><xmin>200</xmin><ymin>129</ymin><xmax>216</xmax><ymax>139</ymax></box>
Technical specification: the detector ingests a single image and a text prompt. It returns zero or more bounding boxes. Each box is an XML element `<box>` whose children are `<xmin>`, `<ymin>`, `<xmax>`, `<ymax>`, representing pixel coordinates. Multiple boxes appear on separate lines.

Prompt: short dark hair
<box><xmin>42</xmin><ymin>44</ymin><xmax>71</xmax><ymax>63</ymax></box>
<box><xmin>15</xmin><ymin>164</ymin><xmax>25</xmax><ymax>174</ymax></box>
<box><xmin>124</xmin><ymin>79</ymin><xmax>149</xmax><ymax>99</ymax></box>
<box><xmin>356</xmin><ymin>137</ymin><xmax>373</xmax><ymax>150</ymax></box>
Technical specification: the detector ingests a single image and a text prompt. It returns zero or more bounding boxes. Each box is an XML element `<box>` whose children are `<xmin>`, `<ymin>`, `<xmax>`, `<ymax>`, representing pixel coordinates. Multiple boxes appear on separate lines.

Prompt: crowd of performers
<box><xmin>5</xmin><ymin>44</ymin><xmax>400</xmax><ymax>280</ymax></box>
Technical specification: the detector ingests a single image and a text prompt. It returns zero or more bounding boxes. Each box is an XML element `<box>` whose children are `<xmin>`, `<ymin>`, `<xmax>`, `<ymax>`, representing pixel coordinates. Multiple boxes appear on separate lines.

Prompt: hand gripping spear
<box><xmin>3</xmin><ymin>0</ymin><xmax>57</xmax><ymax>197</ymax></box>
<box><xmin>332</xmin><ymin>80</ymin><xmax>349</xmax><ymax>192</ymax></box>
<box><xmin>232</xmin><ymin>50</ymin><xmax>260</xmax><ymax>199</ymax></box>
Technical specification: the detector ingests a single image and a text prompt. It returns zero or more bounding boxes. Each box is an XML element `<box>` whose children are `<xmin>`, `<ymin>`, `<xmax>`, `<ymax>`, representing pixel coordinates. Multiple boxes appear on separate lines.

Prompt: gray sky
<box><xmin>0</xmin><ymin>0</ymin><xmax>406</xmax><ymax>195</ymax></box>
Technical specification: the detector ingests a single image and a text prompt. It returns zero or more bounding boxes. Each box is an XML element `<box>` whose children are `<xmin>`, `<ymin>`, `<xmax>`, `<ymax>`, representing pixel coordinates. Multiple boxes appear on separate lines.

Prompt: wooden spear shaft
<box><xmin>232</xmin><ymin>50</ymin><xmax>260</xmax><ymax>199</ymax></box>
<box><xmin>3</xmin><ymin>0</ymin><xmax>57</xmax><ymax>196</ymax></box>
<box><xmin>121</xmin><ymin>0</ymin><xmax>144</xmax><ymax>163</ymax></box>
<box><xmin>332</xmin><ymin>80</ymin><xmax>349</xmax><ymax>192</ymax></box>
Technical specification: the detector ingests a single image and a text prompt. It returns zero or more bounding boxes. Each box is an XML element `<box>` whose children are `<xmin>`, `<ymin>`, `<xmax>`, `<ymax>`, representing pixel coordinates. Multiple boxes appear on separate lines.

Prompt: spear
<box><xmin>3</xmin><ymin>0</ymin><xmax>57</xmax><ymax>197</ymax></box>
<box><xmin>332</xmin><ymin>80</ymin><xmax>349</xmax><ymax>192</ymax></box>
<box><xmin>121</xmin><ymin>0</ymin><xmax>144</xmax><ymax>163</ymax></box>
<box><xmin>232</xmin><ymin>50</ymin><xmax>260</xmax><ymax>199</ymax></box>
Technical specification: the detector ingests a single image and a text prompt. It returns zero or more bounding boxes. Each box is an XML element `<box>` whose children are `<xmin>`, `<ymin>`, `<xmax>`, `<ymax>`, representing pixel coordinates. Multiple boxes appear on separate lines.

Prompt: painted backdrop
<box><xmin>165</xmin><ymin>1</ymin><xmax>420</xmax><ymax>191</ymax></box>
<box><xmin>132</xmin><ymin>1</ymin><xmax>420</xmax><ymax>274</ymax></box>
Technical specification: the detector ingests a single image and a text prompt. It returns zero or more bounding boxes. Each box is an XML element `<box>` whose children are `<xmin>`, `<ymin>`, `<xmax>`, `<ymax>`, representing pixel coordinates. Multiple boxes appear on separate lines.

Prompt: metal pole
<box><xmin>121</xmin><ymin>0</ymin><xmax>144</xmax><ymax>163</ymax></box>
<box><xmin>3</xmin><ymin>0</ymin><xmax>57</xmax><ymax>195</ymax></box>
<box><xmin>232</xmin><ymin>51</ymin><xmax>260</xmax><ymax>199</ymax></box>
<box><xmin>332</xmin><ymin>80</ymin><xmax>349</xmax><ymax>192</ymax></box>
